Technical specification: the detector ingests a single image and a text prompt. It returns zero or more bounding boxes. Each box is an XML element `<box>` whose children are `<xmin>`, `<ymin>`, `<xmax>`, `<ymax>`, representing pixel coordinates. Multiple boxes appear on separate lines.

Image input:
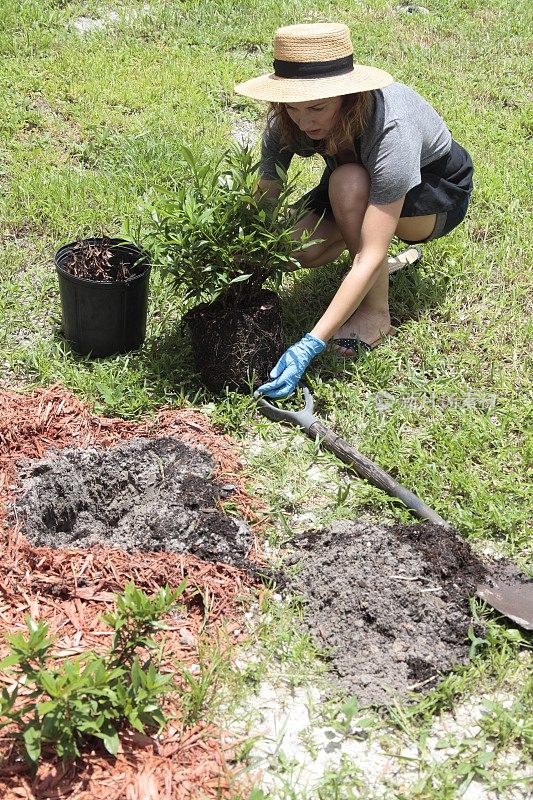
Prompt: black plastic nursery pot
<box><xmin>55</xmin><ymin>238</ymin><xmax>151</xmax><ymax>358</ymax></box>
<box><xmin>184</xmin><ymin>288</ymin><xmax>284</xmax><ymax>393</ymax></box>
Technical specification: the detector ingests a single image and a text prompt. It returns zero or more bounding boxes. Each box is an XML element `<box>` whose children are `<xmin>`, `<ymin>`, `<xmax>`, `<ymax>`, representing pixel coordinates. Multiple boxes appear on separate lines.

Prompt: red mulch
<box><xmin>0</xmin><ymin>385</ymin><xmax>266</xmax><ymax>799</ymax></box>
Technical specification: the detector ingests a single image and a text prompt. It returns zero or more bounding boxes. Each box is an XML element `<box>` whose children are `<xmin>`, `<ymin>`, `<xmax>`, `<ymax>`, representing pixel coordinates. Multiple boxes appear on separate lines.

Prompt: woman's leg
<box><xmin>291</xmin><ymin>210</ymin><xmax>421</xmax><ymax>272</ymax></box>
<box><xmin>328</xmin><ymin>165</ymin><xmax>438</xmax><ymax>351</ymax></box>
<box><xmin>326</xmin><ymin>164</ymin><xmax>394</xmax><ymax>351</ymax></box>
<box><xmin>331</xmin><ymin>258</ymin><xmax>392</xmax><ymax>351</ymax></box>
<box><xmin>290</xmin><ymin>212</ymin><xmax>345</xmax><ymax>268</ymax></box>
<box><xmin>290</xmin><ymin>167</ymin><xmax>437</xmax><ymax>351</ymax></box>
<box><xmin>335</xmin><ymin>214</ymin><xmax>438</xmax><ymax>347</ymax></box>
<box><xmin>395</xmin><ymin>214</ymin><xmax>437</xmax><ymax>243</ymax></box>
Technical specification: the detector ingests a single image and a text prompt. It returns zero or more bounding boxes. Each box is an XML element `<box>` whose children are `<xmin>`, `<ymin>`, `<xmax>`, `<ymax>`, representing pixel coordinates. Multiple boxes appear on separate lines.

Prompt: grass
<box><xmin>1</xmin><ymin>0</ymin><xmax>532</xmax><ymax>797</ymax></box>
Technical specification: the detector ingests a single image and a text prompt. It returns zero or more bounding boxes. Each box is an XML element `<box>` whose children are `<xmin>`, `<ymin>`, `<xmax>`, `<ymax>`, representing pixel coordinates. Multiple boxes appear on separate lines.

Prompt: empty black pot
<box><xmin>55</xmin><ymin>238</ymin><xmax>151</xmax><ymax>357</ymax></box>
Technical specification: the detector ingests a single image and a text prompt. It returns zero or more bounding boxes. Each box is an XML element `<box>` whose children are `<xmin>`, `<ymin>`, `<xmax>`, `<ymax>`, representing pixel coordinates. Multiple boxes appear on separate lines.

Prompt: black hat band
<box><xmin>273</xmin><ymin>54</ymin><xmax>354</xmax><ymax>80</ymax></box>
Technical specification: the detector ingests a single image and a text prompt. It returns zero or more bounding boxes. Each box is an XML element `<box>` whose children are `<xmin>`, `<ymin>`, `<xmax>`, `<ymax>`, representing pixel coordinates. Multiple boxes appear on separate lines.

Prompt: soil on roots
<box><xmin>14</xmin><ymin>437</ymin><xmax>254</xmax><ymax>568</ymax></box>
<box><xmin>291</xmin><ymin>520</ymin><xmax>489</xmax><ymax>705</ymax></box>
<box><xmin>185</xmin><ymin>288</ymin><xmax>284</xmax><ymax>393</ymax></box>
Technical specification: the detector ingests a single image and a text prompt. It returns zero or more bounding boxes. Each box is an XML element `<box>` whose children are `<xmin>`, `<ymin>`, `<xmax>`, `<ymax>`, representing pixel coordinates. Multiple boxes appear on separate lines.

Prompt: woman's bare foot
<box><xmin>332</xmin><ymin>306</ymin><xmax>394</xmax><ymax>356</ymax></box>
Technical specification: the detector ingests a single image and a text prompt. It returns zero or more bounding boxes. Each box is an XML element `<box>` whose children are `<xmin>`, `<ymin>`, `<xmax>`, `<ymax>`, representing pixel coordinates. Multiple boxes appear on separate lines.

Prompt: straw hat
<box><xmin>234</xmin><ymin>23</ymin><xmax>393</xmax><ymax>103</ymax></box>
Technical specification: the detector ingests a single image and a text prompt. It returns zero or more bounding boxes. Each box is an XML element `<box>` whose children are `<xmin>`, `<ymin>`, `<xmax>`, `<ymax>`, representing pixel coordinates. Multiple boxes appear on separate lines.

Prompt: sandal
<box><xmin>387</xmin><ymin>246</ymin><xmax>422</xmax><ymax>275</ymax></box>
<box><xmin>333</xmin><ymin>326</ymin><xmax>398</xmax><ymax>356</ymax></box>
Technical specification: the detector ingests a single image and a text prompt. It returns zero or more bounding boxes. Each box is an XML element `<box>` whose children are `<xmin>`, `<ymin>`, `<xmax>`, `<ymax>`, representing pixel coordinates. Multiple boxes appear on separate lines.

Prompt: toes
<box><xmin>332</xmin><ymin>343</ymin><xmax>357</xmax><ymax>357</ymax></box>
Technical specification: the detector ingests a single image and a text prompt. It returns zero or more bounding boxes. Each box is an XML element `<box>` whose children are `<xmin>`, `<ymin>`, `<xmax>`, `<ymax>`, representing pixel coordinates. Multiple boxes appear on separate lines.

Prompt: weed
<box><xmin>316</xmin><ymin>754</ymin><xmax>366</xmax><ymax>798</ymax></box>
<box><xmin>325</xmin><ymin>695</ymin><xmax>378</xmax><ymax>738</ymax></box>
<box><xmin>177</xmin><ymin>635</ymin><xmax>233</xmax><ymax>726</ymax></box>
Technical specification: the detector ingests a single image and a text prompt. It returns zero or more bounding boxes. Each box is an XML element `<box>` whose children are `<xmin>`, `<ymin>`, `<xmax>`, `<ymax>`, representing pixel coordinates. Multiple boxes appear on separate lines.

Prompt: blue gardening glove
<box><xmin>256</xmin><ymin>333</ymin><xmax>326</xmax><ymax>399</ymax></box>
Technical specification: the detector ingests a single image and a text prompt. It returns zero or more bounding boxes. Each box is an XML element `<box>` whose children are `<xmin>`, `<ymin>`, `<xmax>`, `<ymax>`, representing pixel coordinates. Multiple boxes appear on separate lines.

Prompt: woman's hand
<box><xmin>256</xmin><ymin>199</ymin><xmax>403</xmax><ymax>397</ymax></box>
<box><xmin>256</xmin><ymin>333</ymin><xmax>326</xmax><ymax>398</ymax></box>
<box><xmin>255</xmin><ymin>177</ymin><xmax>282</xmax><ymax>204</ymax></box>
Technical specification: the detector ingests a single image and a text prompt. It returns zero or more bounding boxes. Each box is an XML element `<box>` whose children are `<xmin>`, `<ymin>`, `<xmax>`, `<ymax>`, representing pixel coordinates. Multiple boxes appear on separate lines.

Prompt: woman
<box><xmin>235</xmin><ymin>22</ymin><xmax>473</xmax><ymax>399</ymax></box>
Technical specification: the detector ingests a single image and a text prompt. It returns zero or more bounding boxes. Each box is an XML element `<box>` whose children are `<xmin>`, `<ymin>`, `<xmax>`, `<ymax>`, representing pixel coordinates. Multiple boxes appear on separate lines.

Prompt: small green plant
<box><xmin>177</xmin><ymin>636</ymin><xmax>231</xmax><ymax>726</ymax></box>
<box><xmin>316</xmin><ymin>753</ymin><xmax>366</xmax><ymax>799</ymax></box>
<box><xmin>248</xmin><ymin>790</ymin><xmax>268</xmax><ymax>800</ymax></box>
<box><xmin>131</xmin><ymin>143</ymin><xmax>317</xmax><ymax>306</ymax></box>
<box><xmin>0</xmin><ymin>581</ymin><xmax>186</xmax><ymax>770</ymax></box>
<box><xmin>323</xmin><ymin>694</ymin><xmax>377</xmax><ymax>738</ymax></box>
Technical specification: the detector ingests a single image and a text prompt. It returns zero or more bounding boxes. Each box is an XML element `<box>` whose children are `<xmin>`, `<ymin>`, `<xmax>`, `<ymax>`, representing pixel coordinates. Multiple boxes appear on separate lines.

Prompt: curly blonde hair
<box><xmin>268</xmin><ymin>93</ymin><xmax>373</xmax><ymax>156</ymax></box>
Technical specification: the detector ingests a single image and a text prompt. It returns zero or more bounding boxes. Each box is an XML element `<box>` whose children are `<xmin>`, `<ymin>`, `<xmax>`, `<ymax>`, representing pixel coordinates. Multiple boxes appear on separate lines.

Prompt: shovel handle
<box><xmin>309</xmin><ymin>421</ymin><xmax>450</xmax><ymax>527</ymax></box>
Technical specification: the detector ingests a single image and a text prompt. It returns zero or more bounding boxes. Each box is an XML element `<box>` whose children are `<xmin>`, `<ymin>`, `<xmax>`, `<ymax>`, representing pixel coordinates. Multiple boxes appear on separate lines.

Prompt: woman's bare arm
<box><xmin>310</xmin><ymin>197</ymin><xmax>404</xmax><ymax>342</ymax></box>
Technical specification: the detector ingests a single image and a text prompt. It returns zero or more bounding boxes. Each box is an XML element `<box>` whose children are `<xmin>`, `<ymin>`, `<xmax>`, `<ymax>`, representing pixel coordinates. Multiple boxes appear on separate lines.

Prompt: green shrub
<box><xmin>130</xmin><ymin>144</ymin><xmax>317</xmax><ymax>306</ymax></box>
<box><xmin>0</xmin><ymin>581</ymin><xmax>186</xmax><ymax>770</ymax></box>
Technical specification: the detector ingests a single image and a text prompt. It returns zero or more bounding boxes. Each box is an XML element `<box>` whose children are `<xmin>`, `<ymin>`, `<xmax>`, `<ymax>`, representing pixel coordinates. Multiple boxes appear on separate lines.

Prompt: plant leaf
<box><xmin>100</xmin><ymin>726</ymin><xmax>120</xmax><ymax>757</ymax></box>
<box><xmin>23</xmin><ymin>724</ymin><xmax>42</xmax><ymax>767</ymax></box>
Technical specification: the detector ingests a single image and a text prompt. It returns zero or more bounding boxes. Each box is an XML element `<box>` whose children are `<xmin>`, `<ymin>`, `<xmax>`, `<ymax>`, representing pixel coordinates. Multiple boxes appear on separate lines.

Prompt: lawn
<box><xmin>0</xmin><ymin>1</ymin><xmax>531</xmax><ymax>798</ymax></box>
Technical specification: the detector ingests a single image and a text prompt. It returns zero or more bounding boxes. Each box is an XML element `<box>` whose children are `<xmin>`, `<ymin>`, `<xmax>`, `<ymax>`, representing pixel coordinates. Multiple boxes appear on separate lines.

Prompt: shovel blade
<box><xmin>477</xmin><ymin>579</ymin><xmax>533</xmax><ymax>631</ymax></box>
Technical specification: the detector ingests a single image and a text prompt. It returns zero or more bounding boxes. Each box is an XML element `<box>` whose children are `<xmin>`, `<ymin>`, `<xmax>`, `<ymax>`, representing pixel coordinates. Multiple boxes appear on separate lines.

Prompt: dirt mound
<box><xmin>292</xmin><ymin>520</ymin><xmax>488</xmax><ymax>705</ymax></box>
<box><xmin>14</xmin><ymin>437</ymin><xmax>253</xmax><ymax>568</ymax></box>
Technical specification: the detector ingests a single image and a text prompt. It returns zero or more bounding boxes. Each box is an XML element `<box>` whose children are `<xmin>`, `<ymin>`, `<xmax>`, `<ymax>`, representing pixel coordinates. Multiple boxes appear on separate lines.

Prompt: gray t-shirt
<box><xmin>260</xmin><ymin>82</ymin><xmax>452</xmax><ymax>205</ymax></box>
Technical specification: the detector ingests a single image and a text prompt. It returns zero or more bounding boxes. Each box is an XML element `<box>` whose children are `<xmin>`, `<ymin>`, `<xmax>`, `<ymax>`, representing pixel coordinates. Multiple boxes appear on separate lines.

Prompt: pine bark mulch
<box><xmin>0</xmin><ymin>385</ymin><xmax>265</xmax><ymax>799</ymax></box>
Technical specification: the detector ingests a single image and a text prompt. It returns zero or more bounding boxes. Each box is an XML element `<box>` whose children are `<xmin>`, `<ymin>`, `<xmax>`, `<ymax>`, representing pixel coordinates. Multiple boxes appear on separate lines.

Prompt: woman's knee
<box><xmin>328</xmin><ymin>164</ymin><xmax>370</xmax><ymax>212</ymax></box>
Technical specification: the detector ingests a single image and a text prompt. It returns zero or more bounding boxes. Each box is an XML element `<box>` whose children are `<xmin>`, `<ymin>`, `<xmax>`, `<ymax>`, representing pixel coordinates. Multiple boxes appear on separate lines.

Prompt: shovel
<box><xmin>256</xmin><ymin>386</ymin><xmax>449</xmax><ymax>527</ymax></box>
<box><xmin>256</xmin><ymin>387</ymin><xmax>533</xmax><ymax>629</ymax></box>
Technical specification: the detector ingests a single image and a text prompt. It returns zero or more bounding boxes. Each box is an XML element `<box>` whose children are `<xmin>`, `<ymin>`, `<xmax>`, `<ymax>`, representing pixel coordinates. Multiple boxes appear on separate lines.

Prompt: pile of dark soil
<box><xmin>291</xmin><ymin>520</ymin><xmax>488</xmax><ymax>705</ymax></box>
<box><xmin>14</xmin><ymin>437</ymin><xmax>253</xmax><ymax>568</ymax></box>
<box><xmin>0</xmin><ymin>387</ymin><xmax>258</xmax><ymax>799</ymax></box>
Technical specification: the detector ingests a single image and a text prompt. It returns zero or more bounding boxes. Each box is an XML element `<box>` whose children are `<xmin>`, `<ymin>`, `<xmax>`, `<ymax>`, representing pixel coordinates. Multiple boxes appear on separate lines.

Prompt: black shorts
<box><xmin>399</xmin><ymin>197</ymin><xmax>471</xmax><ymax>244</ymax></box>
<box><xmin>299</xmin><ymin>139</ymin><xmax>474</xmax><ymax>243</ymax></box>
